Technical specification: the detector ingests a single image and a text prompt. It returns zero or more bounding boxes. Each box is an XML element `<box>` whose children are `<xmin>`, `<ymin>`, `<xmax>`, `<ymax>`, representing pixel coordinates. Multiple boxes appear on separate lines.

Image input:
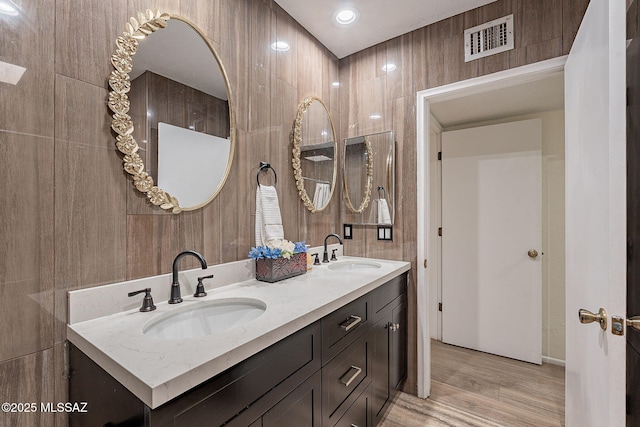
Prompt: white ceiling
<box><xmin>430</xmin><ymin>72</ymin><xmax>565</xmax><ymax>127</ymax></box>
<box><xmin>274</xmin><ymin>0</ymin><xmax>498</xmax><ymax>58</ymax></box>
<box><xmin>272</xmin><ymin>0</ymin><xmax>564</xmax><ymax>128</ymax></box>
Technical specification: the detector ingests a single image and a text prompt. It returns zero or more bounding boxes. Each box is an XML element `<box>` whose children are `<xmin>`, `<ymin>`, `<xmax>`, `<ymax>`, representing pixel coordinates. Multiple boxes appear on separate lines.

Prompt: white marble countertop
<box><xmin>67</xmin><ymin>255</ymin><xmax>410</xmax><ymax>409</ymax></box>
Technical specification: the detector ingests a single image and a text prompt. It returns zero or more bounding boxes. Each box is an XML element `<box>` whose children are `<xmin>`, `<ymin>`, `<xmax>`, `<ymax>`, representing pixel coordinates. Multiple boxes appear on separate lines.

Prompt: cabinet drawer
<box><xmin>371</xmin><ymin>273</ymin><xmax>407</xmax><ymax>323</ymax></box>
<box><xmin>322</xmin><ymin>294</ymin><xmax>369</xmax><ymax>362</ymax></box>
<box><xmin>150</xmin><ymin>321</ymin><xmax>321</xmax><ymax>427</ymax></box>
<box><xmin>262</xmin><ymin>370</ymin><xmax>322</xmax><ymax>427</ymax></box>
<box><xmin>333</xmin><ymin>384</ymin><xmax>370</xmax><ymax>427</ymax></box>
<box><xmin>322</xmin><ymin>333</ymin><xmax>369</xmax><ymax>423</ymax></box>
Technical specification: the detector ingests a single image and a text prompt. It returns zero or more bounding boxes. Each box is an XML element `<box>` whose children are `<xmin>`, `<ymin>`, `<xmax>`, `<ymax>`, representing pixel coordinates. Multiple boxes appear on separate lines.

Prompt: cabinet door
<box><xmin>371</xmin><ymin>301</ymin><xmax>408</xmax><ymax>425</ymax></box>
<box><xmin>262</xmin><ymin>370</ymin><xmax>322</xmax><ymax>427</ymax></box>
<box><xmin>390</xmin><ymin>302</ymin><xmax>407</xmax><ymax>391</ymax></box>
<box><xmin>370</xmin><ymin>314</ymin><xmax>391</xmax><ymax>423</ymax></box>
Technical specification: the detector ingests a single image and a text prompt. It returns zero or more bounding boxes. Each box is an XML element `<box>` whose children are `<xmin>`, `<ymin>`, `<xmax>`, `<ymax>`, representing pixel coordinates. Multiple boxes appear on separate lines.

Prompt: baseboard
<box><xmin>542</xmin><ymin>356</ymin><xmax>565</xmax><ymax>367</ymax></box>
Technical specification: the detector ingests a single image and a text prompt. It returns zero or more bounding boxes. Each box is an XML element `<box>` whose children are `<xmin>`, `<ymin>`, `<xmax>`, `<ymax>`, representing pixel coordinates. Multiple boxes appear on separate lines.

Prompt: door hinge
<box><xmin>438</xmin><ymin>151</ymin><xmax>442</xmax><ymax>160</ymax></box>
<box><xmin>438</xmin><ymin>303</ymin><xmax>442</xmax><ymax>312</ymax></box>
<box><xmin>438</xmin><ymin>227</ymin><xmax>442</xmax><ymax>236</ymax></box>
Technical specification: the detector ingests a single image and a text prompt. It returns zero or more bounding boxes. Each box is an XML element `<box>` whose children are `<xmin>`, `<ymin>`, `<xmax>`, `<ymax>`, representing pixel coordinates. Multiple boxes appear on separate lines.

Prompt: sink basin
<box><xmin>328</xmin><ymin>261</ymin><xmax>382</xmax><ymax>271</ymax></box>
<box><xmin>143</xmin><ymin>298</ymin><xmax>266</xmax><ymax>340</ymax></box>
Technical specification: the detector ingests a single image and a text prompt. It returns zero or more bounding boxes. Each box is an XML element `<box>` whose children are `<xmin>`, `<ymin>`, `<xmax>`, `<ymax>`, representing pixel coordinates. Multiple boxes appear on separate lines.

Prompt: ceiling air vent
<box><xmin>464</xmin><ymin>14</ymin><xmax>514</xmax><ymax>62</ymax></box>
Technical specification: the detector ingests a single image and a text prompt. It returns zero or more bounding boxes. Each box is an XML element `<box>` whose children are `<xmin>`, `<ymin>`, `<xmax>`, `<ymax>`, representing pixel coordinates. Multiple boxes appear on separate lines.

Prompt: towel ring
<box><xmin>257</xmin><ymin>162</ymin><xmax>277</xmax><ymax>186</ymax></box>
<box><xmin>378</xmin><ymin>186</ymin><xmax>386</xmax><ymax>199</ymax></box>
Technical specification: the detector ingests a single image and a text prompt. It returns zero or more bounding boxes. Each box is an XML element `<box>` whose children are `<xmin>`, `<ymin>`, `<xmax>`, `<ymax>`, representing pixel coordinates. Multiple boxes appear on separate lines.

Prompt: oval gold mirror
<box><xmin>342</xmin><ymin>131</ymin><xmax>395</xmax><ymax>225</ymax></box>
<box><xmin>108</xmin><ymin>10</ymin><xmax>235</xmax><ymax>213</ymax></box>
<box><xmin>292</xmin><ymin>97</ymin><xmax>337</xmax><ymax>212</ymax></box>
<box><xmin>343</xmin><ymin>136</ymin><xmax>374</xmax><ymax>214</ymax></box>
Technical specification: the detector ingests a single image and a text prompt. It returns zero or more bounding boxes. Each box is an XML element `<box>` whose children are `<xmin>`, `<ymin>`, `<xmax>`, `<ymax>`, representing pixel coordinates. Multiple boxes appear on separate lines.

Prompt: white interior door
<box><xmin>564</xmin><ymin>0</ymin><xmax>626</xmax><ymax>426</ymax></box>
<box><xmin>441</xmin><ymin>118</ymin><xmax>542</xmax><ymax>364</ymax></box>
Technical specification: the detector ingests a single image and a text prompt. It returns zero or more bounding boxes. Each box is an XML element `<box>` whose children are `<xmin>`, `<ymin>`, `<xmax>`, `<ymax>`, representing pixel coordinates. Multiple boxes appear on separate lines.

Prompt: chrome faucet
<box><xmin>323</xmin><ymin>233</ymin><xmax>343</xmax><ymax>263</ymax></box>
<box><xmin>169</xmin><ymin>250</ymin><xmax>208</xmax><ymax>304</ymax></box>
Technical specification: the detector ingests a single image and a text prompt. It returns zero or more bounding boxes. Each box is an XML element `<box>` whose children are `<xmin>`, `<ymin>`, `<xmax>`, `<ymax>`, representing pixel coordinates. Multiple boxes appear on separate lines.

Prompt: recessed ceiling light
<box><xmin>332</xmin><ymin>81</ymin><xmax>340</xmax><ymax>88</ymax></box>
<box><xmin>271</xmin><ymin>41</ymin><xmax>290</xmax><ymax>52</ymax></box>
<box><xmin>369</xmin><ymin>114</ymin><xmax>382</xmax><ymax>120</ymax></box>
<box><xmin>335</xmin><ymin>8</ymin><xmax>358</xmax><ymax>25</ymax></box>
<box><xmin>0</xmin><ymin>0</ymin><xmax>18</xmax><ymax>16</ymax></box>
<box><xmin>382</xmin><ymin>63</ymin><xmax>396</xmax><ymax>72</ymax></box>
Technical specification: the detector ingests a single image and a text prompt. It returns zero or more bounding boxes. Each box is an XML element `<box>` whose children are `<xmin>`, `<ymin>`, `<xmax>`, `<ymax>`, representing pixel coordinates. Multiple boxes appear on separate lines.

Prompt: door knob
<box><xmin>578</xmin><ymin>308</ymin><xmax>608</xmax><ymax>330</ymax></box>
<box><xmin>527</xmin><ymin>249</ymin><xmax>539</xmax><ymax>259</ymax></box>
<box><xmin>388</xmin><ymin>323</ymin><xmax>400</xmax><ymax>332</ymax></box>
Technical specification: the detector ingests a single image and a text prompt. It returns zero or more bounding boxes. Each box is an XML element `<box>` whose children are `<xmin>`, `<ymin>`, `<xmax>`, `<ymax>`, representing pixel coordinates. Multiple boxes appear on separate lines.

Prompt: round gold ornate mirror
<box><xmin>108</xmin><ymin>10</ymin><xmax>235</xmax><ymax>213</ymax></box>
<box><xmin>292</xmin><ymin>96</ymin><xmax>338</xmax><ymax>212</ymax></box>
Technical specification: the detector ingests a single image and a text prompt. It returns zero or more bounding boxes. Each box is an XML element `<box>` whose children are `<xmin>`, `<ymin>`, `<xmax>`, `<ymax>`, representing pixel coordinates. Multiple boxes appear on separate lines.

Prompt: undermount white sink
<box><xmin>328</xmin><ymin>261</ymin><xmax>382</xmax><ymax>271</ymax></box>
<box><xmin>143</xmin><ymin>298</ymin><xmax>266</xmax><ymax>340</ymax></box>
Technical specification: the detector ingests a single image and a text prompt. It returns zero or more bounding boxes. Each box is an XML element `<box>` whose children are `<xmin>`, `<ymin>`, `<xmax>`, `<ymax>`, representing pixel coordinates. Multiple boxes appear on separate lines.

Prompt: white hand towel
<box><xmin>255</xmin><ymin>185</ymin><xmax>284</xmax><ymax>247</ymax></box>
<box><xmin>312</xmin><ymin>183</ymin><xmax>331</xmax><ymax>209</ymax></box>
<box><xmin>377</xmin><ymin>198</ymin><xmax>392</xmax><ymax>224</ymax></box>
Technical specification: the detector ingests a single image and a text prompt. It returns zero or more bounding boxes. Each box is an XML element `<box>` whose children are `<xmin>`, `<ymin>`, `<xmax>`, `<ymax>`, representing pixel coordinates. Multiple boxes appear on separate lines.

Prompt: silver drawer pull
<box><xmin>340</xmin><ymin>315</ymin><xmax>362</xmax><ymax>332</ymax></box>
<box><xmin>339</xmin><ymin>365</ymin><xmax>362</xmax><ymax>387</ymax></box>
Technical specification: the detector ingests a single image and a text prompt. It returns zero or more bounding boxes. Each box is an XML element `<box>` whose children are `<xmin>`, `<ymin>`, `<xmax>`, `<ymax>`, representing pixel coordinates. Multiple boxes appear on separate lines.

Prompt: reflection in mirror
<box><xmin>343</xmin><ymin>137</ymin><xmax>373</xmax><ymax>213</ymax></box>
<box><xmin>108</xmin><ymin>10</ymin><xmax>235</xmax><ymax>213</ymax></box>
<box><xmin>342</xmin><ymin>131</ymin><xmax>395</xmax><ymax>225</ymax></box>
<box><xmin>292</xmin><ymin>97</ymin><xmax>337</xmax><ymax>212</ymax></box>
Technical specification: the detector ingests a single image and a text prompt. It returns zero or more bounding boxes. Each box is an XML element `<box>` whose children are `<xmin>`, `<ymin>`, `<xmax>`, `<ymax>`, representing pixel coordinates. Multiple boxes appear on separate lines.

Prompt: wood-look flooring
<box><xmin>380</xmin><ymin>340</ymin><xmax>565</xmax><ymax>427</ymax></box>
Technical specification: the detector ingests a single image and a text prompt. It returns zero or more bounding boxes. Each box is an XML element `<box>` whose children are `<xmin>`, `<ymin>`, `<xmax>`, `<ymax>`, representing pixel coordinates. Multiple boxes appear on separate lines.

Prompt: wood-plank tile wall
<box><xmin>0</xmin><ymin>0</ymin><xmax>589</xmax><ymax>425</ymax></box>
<box><xmin>339</xmin><ymin>0</ymin><xmax>590</xmax><ymax>395</ymax></box>
<box><xmin>2</xmin><ymin>1</ymin><xmax>339</xmax><ymax>426</ymax></box>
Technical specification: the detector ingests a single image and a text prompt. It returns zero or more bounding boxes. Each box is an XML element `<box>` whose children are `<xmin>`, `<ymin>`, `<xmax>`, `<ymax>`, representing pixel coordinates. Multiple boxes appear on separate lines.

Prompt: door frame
<box><xmin>415</xmin><ymin>55</ymin><xmax>566</xmax><ymax>398</ymax></box>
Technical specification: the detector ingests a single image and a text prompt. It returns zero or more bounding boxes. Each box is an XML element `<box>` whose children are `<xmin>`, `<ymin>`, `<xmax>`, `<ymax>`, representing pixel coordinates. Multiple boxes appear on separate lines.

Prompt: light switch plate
<box><xmin>377</xmin><ymin>226</ymin><xmax>392</xmax><ymax>241</ymax></box>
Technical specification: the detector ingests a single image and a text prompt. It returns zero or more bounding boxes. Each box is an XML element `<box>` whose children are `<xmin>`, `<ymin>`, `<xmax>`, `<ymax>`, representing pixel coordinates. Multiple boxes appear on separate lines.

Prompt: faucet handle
<box><xmin>194</xmin><ymin>274</ymin><xmax>213</xmax><ymax>297</ymax></box>
<box><xmin>331</xmin><ymin>249</ymin><xmax>338</xmax><ymax>261</ymax></box>
<box><xmin>312</xmin><ymin>253</ymin><xmax>321</xmax><ymax>265</ymax></box>
<box><xmin>128</xmin><ymin>288</ymin><xmax>156</xmax><ymax>312</ymax></box>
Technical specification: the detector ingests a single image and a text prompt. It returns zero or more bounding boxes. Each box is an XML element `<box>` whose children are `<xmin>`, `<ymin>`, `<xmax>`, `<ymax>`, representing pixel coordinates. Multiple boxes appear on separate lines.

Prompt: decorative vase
<box><xmin>255</xmin><ymin>252</ymin><xmax>307</xmax><ymax>283</ymax></box>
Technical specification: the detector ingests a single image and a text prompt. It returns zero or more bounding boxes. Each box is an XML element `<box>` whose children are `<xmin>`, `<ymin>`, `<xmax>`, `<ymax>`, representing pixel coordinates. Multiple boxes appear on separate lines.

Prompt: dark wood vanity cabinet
<box><xmin>322</xmin><ymin>274</ymin><xmax>407</xmax><ymax>427</ymax></box>
<box><xmin>370</xmin><ymin>275</ymin><xmax>408</xmax><ymax>425</ymax></box>
<box><xmin>70</xmin><ymin>320</ymin><xmax>322</xmax><ymax>427</ymax></box>
<box><xmin>69</xmin><ymin>273</ymin><xmax>407</xmax><ymax>427</ymax></box>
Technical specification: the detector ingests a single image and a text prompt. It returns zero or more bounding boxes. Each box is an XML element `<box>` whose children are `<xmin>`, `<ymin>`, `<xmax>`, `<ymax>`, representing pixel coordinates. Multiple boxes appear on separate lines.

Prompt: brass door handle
<box><xmin>578</xmin><ymin>308</ymin><xmax>608</xmax><ymax>330</ymax></box>
<box><xmin>528</xmin><ymin>249</ymin><xmax>539</xmax><ymax>259</ymax></box>
<box><xmin>628</xmin><ymin>316</ymin><xmax>640</xmax><ymax>331</ymax></box>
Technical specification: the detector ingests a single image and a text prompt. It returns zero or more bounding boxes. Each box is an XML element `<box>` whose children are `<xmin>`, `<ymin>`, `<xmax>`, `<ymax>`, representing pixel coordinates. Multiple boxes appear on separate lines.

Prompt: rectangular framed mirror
<box><xmin>342</xmin><ymin>131</ymin><xmax>395</xmax><ymax>225</ymax></box>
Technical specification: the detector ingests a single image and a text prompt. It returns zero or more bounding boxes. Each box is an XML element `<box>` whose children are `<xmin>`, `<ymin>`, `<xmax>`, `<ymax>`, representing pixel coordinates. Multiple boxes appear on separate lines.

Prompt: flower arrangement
<box><xmin>249</xmin><ymin>240</ymin><xmax>308</xmax><ymax>283</ymax></box>
<box><xmin>248</xmin><ymin>240</ymin><xmax>307</xmax><ymax>260</ymax></box>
